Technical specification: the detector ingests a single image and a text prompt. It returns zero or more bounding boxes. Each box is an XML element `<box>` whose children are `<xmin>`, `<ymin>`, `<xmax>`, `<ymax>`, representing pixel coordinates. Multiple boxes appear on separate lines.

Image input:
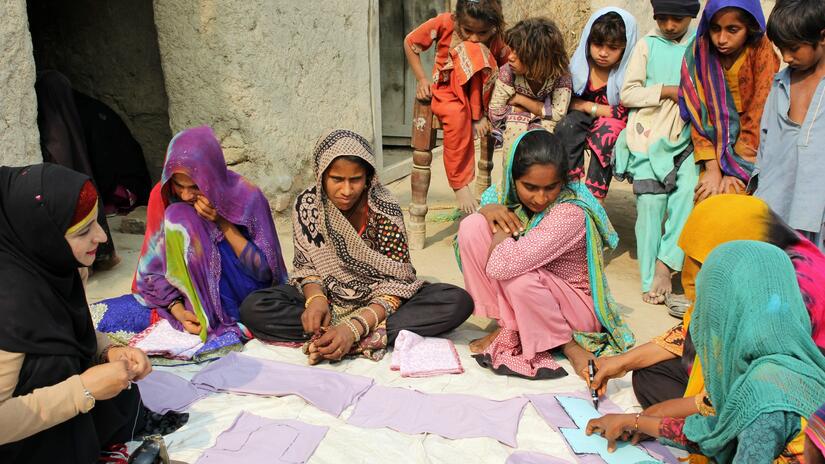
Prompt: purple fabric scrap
<box><xmin>346</xmin><ymin>384</ymin><xmax>528</xmax><ymax>447</ymax></box>
<box><xmin>137</xmin><ymin>370</ymin><xmax>207</xmax><ymax>414</ymax></box>
<box><xmin>527</xmin><ymin>392</ymin><xmax>679</xmax><ymax>464</ymax></box>
<box><xmin>507</xmin><ymin>451</ymin><xmax>572</xmax><ymax>464</ymax></box>
<box><xmin>194</xmin><ymin>411</ymin><xmax>327</xmax><ymax>464</ymax></box>
<box><xmin>189</xmin><ymin>352</ymin><xmax>374</xmax><ymax>416</ymax></box>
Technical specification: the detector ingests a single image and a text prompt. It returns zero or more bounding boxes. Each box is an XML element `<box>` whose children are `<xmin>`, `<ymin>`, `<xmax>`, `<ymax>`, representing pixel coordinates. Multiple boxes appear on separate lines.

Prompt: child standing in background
<box><xmin>754</xmin><ymin>0</ymin><xmax>825</xmax><ymax>251</ymax></box>
<box><xmin>404</xmin><ymin>0</ymin><xmax>509</xmax><ymax>214</ymax></box>
<box><xmin>556</xmin><ymin>8</ymin><xmax>638</xmax><ymax>202</ymax></box>
<box><xmin>488</xmin><ymin>18</ymin><xmax>572</xmax><ymax>156</ymax></box>
<box><xmin>613</xmin><ymin>0</ymin><xmax>700</xmax><ymax>305</ymax></box>
<box><xmin>680</xmin><ymin>0</ymin><xmax>779</xmax><ymax>203</ymax></box>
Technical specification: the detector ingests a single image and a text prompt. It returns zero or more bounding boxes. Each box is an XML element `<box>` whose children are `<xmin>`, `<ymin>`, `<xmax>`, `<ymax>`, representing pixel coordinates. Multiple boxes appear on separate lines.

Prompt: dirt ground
<box><xmin>87</xmin><ymin>146</ymin><xmax>678</xmax><ymax>345</ymax></box>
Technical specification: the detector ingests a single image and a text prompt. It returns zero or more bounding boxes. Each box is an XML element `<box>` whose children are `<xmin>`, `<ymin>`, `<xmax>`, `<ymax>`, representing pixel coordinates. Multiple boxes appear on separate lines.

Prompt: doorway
<box><xmin>27</xmin><ymin>0</ymin><xmax>172</xmax><ymax>180</ymax></box>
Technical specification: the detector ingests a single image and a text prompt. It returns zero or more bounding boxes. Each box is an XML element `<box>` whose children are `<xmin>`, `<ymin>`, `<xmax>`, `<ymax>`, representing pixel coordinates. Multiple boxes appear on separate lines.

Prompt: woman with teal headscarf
<box><xmin>586</xmin><ymin>241</ymin><xmax>825</xmax><ymax>462</ymax></box>
<box><xmin>456</xmin><ymin>129</ymin><xmax>634</xmax><ymax>380</ymax></box>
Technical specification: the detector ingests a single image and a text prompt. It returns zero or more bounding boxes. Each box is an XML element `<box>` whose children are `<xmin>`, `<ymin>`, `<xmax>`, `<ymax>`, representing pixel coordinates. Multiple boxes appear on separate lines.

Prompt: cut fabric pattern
<box><xmin>189</xmin><ymin>352</ymin><xmax>374</xmax><ymax>416</ymax></box>
<box><xmin>137</xmin><ymin>370</ymin><xmax>207</xmax><ymax>415</ymax></box>
<box><xmin>527</xmin><ymin>392</ymin><xmax>678</xmax><ymax>464</ymax></box>
<box><xmin>194</xmin><ymin>412</ymin><xmax>327</xmax><ymax>464</ymax></box>
<box><xmin>346</xmin><ymin>384</ymin><xmax>528</xmax><ymax>447</ymax></box>
<box><xmin>389</xmin><ymin>330</ymin><xmax>463</xmax><ymax>377</ymax></box>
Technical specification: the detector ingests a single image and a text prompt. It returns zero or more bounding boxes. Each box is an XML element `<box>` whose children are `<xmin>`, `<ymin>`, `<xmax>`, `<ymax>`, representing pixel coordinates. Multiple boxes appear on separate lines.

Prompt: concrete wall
<box><xmin>0</xmin><ymin>0</ymin><xmax>40</xmax><ymax>167</ymax></box>
<box><xmin>153</xmin><ymin>0</ymin><xmax>379</xmax><ymax>213</ymax></box>
<box><xmin>27</xmin><ymin>0</ymin><xmax>172</xmax><ymax>179</ymax></box>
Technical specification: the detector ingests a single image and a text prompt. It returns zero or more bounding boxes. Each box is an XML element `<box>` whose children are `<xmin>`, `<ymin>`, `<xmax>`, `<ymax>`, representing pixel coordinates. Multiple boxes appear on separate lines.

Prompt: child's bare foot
<box><xmin>643</xmin><ymin>260</ymin><xmax>672</xmax><ymax>305</ymax></box>
<box><xmin>562</xmin><ymin>340</ymin><xmax>594</xmax><ymax>379</ymax></box>
<box><xmin>469</xmin><ymin>328</ymin><xmax>501</xmax><ymax>354</ymax></box>
<box><xmin>454</xmin><ymin>186</ymin><xmax>479</xmax><ymax>215</ymax></box>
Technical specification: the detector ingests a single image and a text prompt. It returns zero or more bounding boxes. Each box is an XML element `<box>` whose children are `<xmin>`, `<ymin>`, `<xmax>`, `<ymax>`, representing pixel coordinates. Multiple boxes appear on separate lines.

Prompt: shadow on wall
<box><xmin>27</xmin><ymin>0</ymin><xmax>173</xmax><ymax>180</ymax></box>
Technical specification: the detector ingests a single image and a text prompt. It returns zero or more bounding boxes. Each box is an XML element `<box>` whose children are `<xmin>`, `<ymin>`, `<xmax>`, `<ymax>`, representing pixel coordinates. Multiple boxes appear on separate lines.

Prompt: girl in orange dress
<box><xmin>404</xmin><ymin>0</ymin><xmax>509</xmax><ymax>213</ymax></box>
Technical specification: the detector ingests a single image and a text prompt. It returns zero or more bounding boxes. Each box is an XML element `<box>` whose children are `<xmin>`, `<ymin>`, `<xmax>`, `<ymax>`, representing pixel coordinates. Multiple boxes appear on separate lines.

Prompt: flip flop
<box><xmin>665</xmin><ymin>294</ymin><xmax>691</xmax><ymax>319</ymax></box>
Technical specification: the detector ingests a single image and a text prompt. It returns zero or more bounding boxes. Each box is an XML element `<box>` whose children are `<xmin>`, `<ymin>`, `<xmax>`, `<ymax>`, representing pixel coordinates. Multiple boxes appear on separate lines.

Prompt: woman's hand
<box><xmin>695</xmin><ymin>163</ymin><xmax>723</xmax><ymax>203</ymax></box>
<box><xmin>569</xmin><ymin>97</ymin><xmax>590</xmax><ymax>113</ymax></box>
<box><xmin>416</xmin><ymin>78</ymin><xmax>432</xmax><ymax>101</ymax></box>
<box><xmin>473</xmin><ymin>118</ymin><xmax>491</xmax><ymax>138</ymax></box>
<box><xmin>170</xmin><ymin>302</ymin><xmax>201</xmax><ymax>335</ymax></box>
<box><xmin>586</xmin><ymin>414</ymin><xmax>636</xmax><ymax>452</ymax></box>
<box><xmin>301</xmin><ymin>298</ymin><xmax>331</xmax><ymax>334</ymax></box>
<box><xmin>194</xmin><ymin>195</ymin><xmax>221</xmax><ymax>223</ymax></box>
<box><xmin>106</xmin><ymin>346</ymin><xmax>152</xmax><ymax>381</ymax></box>
<box><xmin>79</xmin><ymin>359</ymin><xmax>132</xmax><ymax>401</ymax></box>
<box><xmin>307</xmin><ymin>325</ymin><xmax>355</xmax><ymax>364</ymax></box>
<box><xmin>660</xmin><ymin>86</ymin><xmax>680</xmax><ymax>103</ymax></box>
<box><xmin>720</xmin><ymin>175</ymin><xmax>746</xmax><ymax>194</ymax></box>
<box><xmin>478</xmin><ymin>204</ymin><xmax>523</xmax><ymax>236</ymax></box>
<box><xmin>589</xmin><ymin>355</ymin><xmax>629</xmax><ymax>396</ymax></box>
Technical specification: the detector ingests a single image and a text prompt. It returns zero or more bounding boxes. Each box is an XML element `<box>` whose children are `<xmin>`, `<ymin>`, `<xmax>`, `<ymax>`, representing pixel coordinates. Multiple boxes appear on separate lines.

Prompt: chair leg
<box><xmin>409</xmin><ymin>100</ymin><xmax>437</xmax><ymax>250</ymax></box>
<box><xmin>475</xmin><ymin>133</ymin><xmax>494</xmax><ymax>196</ymax></box>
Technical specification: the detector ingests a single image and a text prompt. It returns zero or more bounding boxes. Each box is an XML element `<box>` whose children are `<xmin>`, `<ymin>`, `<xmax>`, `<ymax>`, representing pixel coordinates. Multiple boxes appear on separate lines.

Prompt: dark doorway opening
<box><xmin>27</xmin><ymin>0</ymin><xmax>172</xmax><ymax>181</ymax></box>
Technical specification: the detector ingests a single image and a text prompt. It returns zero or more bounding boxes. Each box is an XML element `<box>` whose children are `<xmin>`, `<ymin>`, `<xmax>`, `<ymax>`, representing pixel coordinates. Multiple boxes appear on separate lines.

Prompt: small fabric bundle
<box><xmin>650</xmin><ymin>0</ymin><xmax>699</xmax><ymax>17</ymax></box>
<box><xmin>389</xmin><ymin>330</ymin><xmax>463</xmax><ymax>377</ymax></box>
<box><xmin>130</xmin><ymin>319</ymin><xmax>204</xmax><ymax>359</ymax></box>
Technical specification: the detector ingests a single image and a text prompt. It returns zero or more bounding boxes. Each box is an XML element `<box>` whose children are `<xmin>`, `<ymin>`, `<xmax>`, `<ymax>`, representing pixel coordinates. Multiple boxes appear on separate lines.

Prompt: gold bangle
<box><xmin>304</xmin><ymin>293</ymin><xmax>327</xmax><ymax>309</ymax></box>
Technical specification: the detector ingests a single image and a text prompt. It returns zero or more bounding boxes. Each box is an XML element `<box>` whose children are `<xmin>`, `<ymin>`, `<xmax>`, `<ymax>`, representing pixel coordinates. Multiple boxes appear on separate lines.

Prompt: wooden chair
<box><xmin>408</xmin><ymin>99</ymin><xmax>494</xmax><ymax>250</ymax></box>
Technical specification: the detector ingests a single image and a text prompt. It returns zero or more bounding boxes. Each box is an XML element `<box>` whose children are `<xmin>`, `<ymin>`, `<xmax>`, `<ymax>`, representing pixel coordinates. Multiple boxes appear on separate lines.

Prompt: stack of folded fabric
<box><xmin>390</xmin><ymin>330</ymin><xmax>463</xmax><ymax>377</ymax></box>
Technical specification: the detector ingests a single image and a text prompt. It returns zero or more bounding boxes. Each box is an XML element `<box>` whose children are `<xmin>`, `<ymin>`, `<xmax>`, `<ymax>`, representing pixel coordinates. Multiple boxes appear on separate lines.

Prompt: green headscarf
<box><xmin>685</xmin><ymin>240</ymin><xmax>825</xmax><ymax>462</ymax></box>
<box><xmin>480</xmin><ymin>129</ymin><xmax>635</xmax><ymax>355</ymax></box>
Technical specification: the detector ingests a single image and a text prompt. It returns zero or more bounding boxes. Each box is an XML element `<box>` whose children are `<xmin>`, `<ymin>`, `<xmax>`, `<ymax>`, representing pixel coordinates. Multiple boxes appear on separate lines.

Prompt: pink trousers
<box><xmin>457</xmin><ymin>214</ymin><xmax>600</xmax><ymax>360</ymax></box>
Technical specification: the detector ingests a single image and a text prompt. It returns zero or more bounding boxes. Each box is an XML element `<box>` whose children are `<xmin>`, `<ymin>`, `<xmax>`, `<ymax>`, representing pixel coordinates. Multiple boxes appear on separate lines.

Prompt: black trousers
<box><xmin>240</xmin><ymin>282</ymin><xmax>474</xmax><ymax>345</ymax></box>
<box><xmin>631</xmin><ymin>357</ymin><xmax>689</xmax><ymax>409</ymax></box>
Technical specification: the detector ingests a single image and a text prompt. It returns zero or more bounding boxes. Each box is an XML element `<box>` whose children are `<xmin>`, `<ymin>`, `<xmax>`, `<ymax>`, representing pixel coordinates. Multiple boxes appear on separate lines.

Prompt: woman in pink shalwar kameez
<box><xmin>457</xmin><ymin>129</ymin><xmax>634</xmax><ymax>380</ymax></box>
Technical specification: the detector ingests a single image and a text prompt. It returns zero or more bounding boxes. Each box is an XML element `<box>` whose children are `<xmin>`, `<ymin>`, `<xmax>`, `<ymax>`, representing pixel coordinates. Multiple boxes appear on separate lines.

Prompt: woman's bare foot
<box><xmin>454</xmin><ymin>186</ymin><xmax>479</xmax><ymax>215</ymax></box>
<box><xmin>469</xmin><ymin>328</ymin><xmax>501</xmax><ymax>354</ymax></box>
<box><xmin>562</xmin><ymin>340</ymin><xmax>595</xmax><ymax>379</ymax></box>
<box><xmin>643</xmin><ymin>260</ymin><xmax>672</xmax><ymax>305</ymax></box>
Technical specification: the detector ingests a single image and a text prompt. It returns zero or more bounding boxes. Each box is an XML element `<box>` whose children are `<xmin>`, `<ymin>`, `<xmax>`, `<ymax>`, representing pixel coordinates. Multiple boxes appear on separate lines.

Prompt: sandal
<box><xmin>665</xmin><ymin>294</ymin><xmax>691</xmax><ymax>319</ymax></box>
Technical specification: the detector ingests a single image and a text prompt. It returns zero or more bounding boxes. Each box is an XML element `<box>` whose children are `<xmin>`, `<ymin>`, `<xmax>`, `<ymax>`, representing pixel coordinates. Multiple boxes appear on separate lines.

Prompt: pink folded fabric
<box><xmin>389</xmin><ymin>330</ymin><xmax>463</xmax><ymax>377</ymax></box>
<box><xmin>194</xmin><ymin>412</ymin><xmax>327</xmax><ymax>464</ymax></box>
<box><xmin>130</xmin><ymin>319</ymin><xmax>203</xmax><ymax>359</ymax></box>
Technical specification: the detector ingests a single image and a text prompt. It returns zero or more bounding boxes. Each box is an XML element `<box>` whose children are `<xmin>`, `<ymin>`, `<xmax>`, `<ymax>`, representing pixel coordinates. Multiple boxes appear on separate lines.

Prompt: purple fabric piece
<box><xmin>189</xmin><ymin>352</ymin><xmax>374</xmax><ymax>416</ymax></box>
<box><xmin>194</xmin><ymin>412</ymin><xmax>327</xmax><ymax>464</ymax></box>
<box><xmin>527</xmin><ymin>392</ymin><xmax>679</xmax><ymax>464</ymax></box>
<box><xmin>96</xmin><ymin>294</ymin><xmax>152</xmax><ymax>334</ymax></box>
<box><xmin>134</xmin><ymin>125</ymin><xmax>287</xmax><ymax>339</ymax></box>
<box><xmin>507</xmin><ymin>452</ymin><xmax>572</xmax><ymax>464</ymax></box>
<box><xmin>137</xmin><ymin>370</ymin><xmax>207</xmax><ymax>414</ymax></box>
<box><xmin>346</xmin><ymin>384</ymin><xmax>528</xmax><ymax>447</ymax></box>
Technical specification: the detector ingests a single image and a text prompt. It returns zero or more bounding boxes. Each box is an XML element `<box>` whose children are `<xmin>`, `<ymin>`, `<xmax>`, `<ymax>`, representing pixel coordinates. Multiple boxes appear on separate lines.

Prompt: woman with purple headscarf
<box><xmin>133</xmin><ymin>126</ymin><xmax>287</xmax><ymax>341</ymax></box>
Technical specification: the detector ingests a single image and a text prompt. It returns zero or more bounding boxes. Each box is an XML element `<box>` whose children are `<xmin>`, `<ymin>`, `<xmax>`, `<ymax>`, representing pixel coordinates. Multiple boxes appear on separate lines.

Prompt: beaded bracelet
<box><xmin>352</xmin><ymin>314</ymin><xmax>371</xmax><ymax>335</ymax></box>
<box><xmin>362</xmin><ymin>306</ymin><xmax>382</xmax><ymax>327</ymax></box>
<box><xmin>300</xmin><ymin>277</ymin><xmax>324</xmax><ymax>288</ymax></box>
<box><xmin>343</xmin><ymin>319</ymin><xmax>361</xmax><ymax>343</ymax></box>
<box><xmin>633</xmin><ymin>412</ymin><xmax>642</xmax><ymax>432</ymax></box>
<box><xmin>371</xmin><ymin>298</ymin><xmax>395</xmax><ymax>317</ymax></box>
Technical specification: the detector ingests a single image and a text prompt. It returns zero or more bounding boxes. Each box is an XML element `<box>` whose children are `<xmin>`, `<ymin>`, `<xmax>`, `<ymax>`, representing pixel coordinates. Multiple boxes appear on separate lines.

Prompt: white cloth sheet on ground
<box><xmin>140</xmin><ymin>329</ymin><xmax>684</xmax><ymax>464</ymax></box>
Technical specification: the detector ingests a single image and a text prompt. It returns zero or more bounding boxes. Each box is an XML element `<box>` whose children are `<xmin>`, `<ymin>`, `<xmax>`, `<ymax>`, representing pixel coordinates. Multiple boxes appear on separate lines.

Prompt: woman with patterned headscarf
<box><xmin>241</xmin><ymin>130</ymin><xmax>473</xmax><ymax>364</ymax></box>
